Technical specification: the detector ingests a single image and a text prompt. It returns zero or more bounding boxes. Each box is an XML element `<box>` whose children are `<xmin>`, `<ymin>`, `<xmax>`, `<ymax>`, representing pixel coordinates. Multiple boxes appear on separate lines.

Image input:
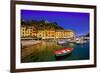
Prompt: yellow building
<box><xmin>21</xmin><ymin>25</ymin><xmax>36</xmax><ymax>38</ymax></box>
<box><xmin>21</xmin><ymin>26</ymin><xmax>75</xmax><ymax>39</ymax></box>
<box><xmin>56</xmin><ymin>30</ymin><xmax>65</xmax><ymax>39</ymax></box>
<box><xmin>37</xmin><ymin>30</ymin><xmax>45</xmax><ymax>39</ymax></box>
<box><xmin>36</xmin><ymin>30</ymin><xmax>55</xmax><ymax>39</ymax></box>
<box><xmin>45</xmin><ymin>30</ymin><xmax>55</xmax><ymax>39</ymax></box>
<box><xmin>64</xmin><ymin>30</ymin><xmax>75</xmax><ymax>38</ymax></box>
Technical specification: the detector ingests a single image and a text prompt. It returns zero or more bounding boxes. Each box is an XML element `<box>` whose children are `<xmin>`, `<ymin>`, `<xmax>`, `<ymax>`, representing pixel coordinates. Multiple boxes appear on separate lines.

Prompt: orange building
<box><xmin>21</xmin><ymin>26</ymin><xmax>75</xmax><ymax>39</ymax></box>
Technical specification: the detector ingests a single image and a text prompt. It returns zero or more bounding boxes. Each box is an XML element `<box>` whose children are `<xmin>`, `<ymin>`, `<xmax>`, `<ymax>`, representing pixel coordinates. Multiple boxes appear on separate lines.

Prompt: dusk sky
<box><xmin>21</xmin><ymin>10</ymin><xmax>90</xmax><ymax>36</ymax></box>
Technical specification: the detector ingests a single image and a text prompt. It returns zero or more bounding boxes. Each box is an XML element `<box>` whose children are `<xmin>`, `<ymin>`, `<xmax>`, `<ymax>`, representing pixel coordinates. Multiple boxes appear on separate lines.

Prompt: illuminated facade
<box><xmin>21</xmin><ymin>26</ymin><xmax>37</xmax><ymax>38</ymax></box>
<box><xmin>21</xmin><ymin>26</ymin><xmax>75</xmax><ymax>39</ymax></box>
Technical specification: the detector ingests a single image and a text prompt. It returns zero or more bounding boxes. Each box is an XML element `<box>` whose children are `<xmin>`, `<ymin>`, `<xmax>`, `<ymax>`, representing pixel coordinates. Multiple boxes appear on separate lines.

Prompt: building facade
<box><xmin>21</xmin><ymin>25</ymin><xmax>75</xmax><ymax>39</ymax></box>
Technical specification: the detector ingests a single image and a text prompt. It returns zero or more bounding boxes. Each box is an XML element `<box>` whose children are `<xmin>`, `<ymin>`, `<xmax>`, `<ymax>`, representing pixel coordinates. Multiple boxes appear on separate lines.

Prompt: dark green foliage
<box><xmin>21</xmin><ymin>19</ymin><xmax>64</xmax><ymax>30</ymax></box>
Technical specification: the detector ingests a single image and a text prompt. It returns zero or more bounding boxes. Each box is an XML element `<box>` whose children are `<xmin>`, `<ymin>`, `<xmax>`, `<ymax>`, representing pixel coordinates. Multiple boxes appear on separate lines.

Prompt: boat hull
<box><xmin>54</xmin><ymin>48</ymin><xmax>73</xmax><ymax>57</ymax></box>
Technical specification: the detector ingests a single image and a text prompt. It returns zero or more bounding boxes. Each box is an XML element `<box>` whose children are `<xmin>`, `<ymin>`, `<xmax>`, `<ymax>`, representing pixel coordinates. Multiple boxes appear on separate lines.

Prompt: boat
<box><xmin>75</xmin><ymin>40</ymin><xmax>87</xmax><ymax>44</ymax></box>
<box><xmin>54</xmin><ymin>48</ymin><xmax>74</xmax><ymax>56</ymax></box>
<box><xmin>57</xmin><ymin>40</ymin><xmax>67</xmax><ymax>45</ymax></box>
<box><xmin>75</xmin><ymin>37</ymin><xmax>87</xmax><ymax>44</ymax></box>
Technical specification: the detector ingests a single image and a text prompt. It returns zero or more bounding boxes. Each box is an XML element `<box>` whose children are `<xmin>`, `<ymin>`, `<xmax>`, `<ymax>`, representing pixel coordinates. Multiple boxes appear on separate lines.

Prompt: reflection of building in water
<box><xmin>21</xmin><ymin>25</ymin><xmax>75</xmax><ymax>39</ymax></box>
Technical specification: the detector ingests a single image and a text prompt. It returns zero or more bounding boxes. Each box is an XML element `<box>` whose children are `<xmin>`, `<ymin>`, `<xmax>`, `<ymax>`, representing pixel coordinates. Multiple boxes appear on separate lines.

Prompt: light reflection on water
<box><xmin>21</xmin><ymin>40</ymin><xmax>89</xmax><ymax>63</ymax></box>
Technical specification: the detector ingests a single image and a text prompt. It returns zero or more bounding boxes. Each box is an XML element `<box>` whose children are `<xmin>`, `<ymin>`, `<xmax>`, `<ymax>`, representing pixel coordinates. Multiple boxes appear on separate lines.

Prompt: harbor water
<box><xmin>21</xmin><ymin>40</ymin><xmax>89</xmax><ymax>63</ymax></box>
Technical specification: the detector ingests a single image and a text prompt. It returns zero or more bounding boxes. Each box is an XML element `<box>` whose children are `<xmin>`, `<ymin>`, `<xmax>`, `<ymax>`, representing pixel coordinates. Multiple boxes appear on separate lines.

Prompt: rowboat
<box><xmin>54</xmin><ymin>48</ymin><xmax>74</xmax><ymax>56</ymax></box>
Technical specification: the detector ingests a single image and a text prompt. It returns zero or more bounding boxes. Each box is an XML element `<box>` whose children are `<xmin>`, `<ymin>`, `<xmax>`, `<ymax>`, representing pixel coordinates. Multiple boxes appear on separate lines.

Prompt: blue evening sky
<box><xmin>21</xmin><ymin>10</ymin><xmax>90</xmax><ymax>36</ymax></box>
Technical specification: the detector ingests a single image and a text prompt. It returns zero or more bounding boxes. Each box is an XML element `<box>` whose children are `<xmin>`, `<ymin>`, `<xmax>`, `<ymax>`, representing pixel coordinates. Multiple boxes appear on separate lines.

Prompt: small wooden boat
<box><xmin>54</xmin><ymin>48</ymin><xmax>74</xmax><ymax>56</ymax></box>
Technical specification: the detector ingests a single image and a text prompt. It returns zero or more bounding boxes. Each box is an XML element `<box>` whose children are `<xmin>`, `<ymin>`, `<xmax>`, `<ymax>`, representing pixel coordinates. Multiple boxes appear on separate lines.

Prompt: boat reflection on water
<box><xmin>54</xmin><ymin>39</ymin><xmax>89</xmax><ymax>61</ymax></box>
<box><xmin>21</xmin><ymin>39</ymin><xmax>89</xmax><ymax>62</ymax></box>
<box><xmin>55</xmin><ymin>53</ymin><xmax>72</xmax><ymax>60</ymax></box>
<box><xmin>54</xmin><ymin>48</ymin><xmax>74</xmax><ymax>60</ymax></box>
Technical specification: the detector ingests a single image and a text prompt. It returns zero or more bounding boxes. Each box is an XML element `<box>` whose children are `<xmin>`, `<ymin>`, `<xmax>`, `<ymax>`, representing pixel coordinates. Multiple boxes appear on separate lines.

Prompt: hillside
<box><xmin>21</xmin><ymin>19</ymin><xmax>64</xmax><ymax>30</ymax></box>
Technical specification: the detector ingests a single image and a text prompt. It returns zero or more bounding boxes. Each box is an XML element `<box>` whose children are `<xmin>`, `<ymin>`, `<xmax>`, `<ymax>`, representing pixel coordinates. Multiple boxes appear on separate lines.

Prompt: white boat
<box><xmin>57</xmin><ymin>40</ymin><xmax>67</xmax><ymax>45</ymax></box>
<box><xmin>75</xmin><ymin>40</ymin><xmax>87</xmax><ymax>44</ymax></box>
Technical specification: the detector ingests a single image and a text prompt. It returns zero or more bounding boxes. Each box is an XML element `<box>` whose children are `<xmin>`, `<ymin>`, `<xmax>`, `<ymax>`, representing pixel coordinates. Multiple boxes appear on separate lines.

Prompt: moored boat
<box><xmin>75</xmin><ymin>40</ymin><xmax>87</xmax><ymax>44</ymax></box>
<box><xmin>57</xmin><ymin>40</ymin><xmax>67</xmax><ymax>45</ymax></box>
<box><xmin>54</xmin><ymin>48</ymin><xmax>74</xmax><ymax>56</ymax></box>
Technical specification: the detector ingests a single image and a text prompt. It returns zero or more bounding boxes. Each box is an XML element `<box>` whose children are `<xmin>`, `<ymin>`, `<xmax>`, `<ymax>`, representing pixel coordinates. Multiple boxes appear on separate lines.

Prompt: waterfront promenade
<box><xmin>21</xmin><ymin>40</ymin><xmax>41</xmax><ymax>47</ymax></box>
